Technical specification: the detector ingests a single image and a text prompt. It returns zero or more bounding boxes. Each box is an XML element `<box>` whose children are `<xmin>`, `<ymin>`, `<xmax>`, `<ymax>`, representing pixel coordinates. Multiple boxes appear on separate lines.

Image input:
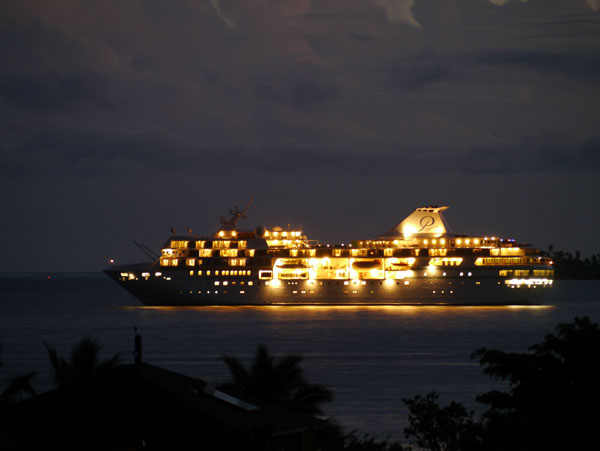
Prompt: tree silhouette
<box><xmin>472</xmin><ymin>316</ymin><xmax>600</xmax><ymax>451</ymax></box>
<box><xmin>221</xmin><ymin>344</ymin><xmax>333</xmax><ymax>416</ymax></box>
<box><xmin>402</xmin><ymin>391</ymin><xmax>482</xmax><ymax>451</ymax></box>
<box><xmin>45</xmin><ymin>336</ymin><xmax>121</xmax><ymax>388</ymax></box>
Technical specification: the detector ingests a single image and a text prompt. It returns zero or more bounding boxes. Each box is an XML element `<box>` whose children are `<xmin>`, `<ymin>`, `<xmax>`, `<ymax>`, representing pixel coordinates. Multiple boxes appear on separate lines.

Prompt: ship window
<box><xmin>259</xmin><ymin>270</ymin><xmax>272</xmax><ymax>280</ymax></box>
<box><xmin>238</xmin><ymin>241</ymin><xmax>247</xmax><ymax>249</ymax></box>
<box><xmin>215</xmin><ymin>270</ymin><xmax>219</xmax><ymax>275</ymax></box>
<box><xmin>333</xmin><ymin>249</ymin><xmax>342</xmax><ymax>257</ymax></box>
<box><xmin>248</xmin><ymin>281</ymin><xmax>253</xmax><ymax>286</ymax></box>
<box><xmin>384</xmin><ymin>248</ymin><xmax>393</xmax><ymax>257</ymax></box>
<box><xmin>246</xmin><ymin>249</ymin><xmax>255</xmax><ymax>257</ymax></box>
<box><xmin>171</xmin><ymin>259</ymin><xmax>179</xmax><ymax>266</ymax></box>
<box><xmin>206</xmin><ymin>270</ymin><xmax>211</xmax><ymax>275</ymax></box>
<box><xmin>196</xmin><ymin>241</ymin><xmax>205</xmax><ymax>249</ymax></box>
<box><xmin>199</xmin><ymin>249</ymin><xmax>212</xmax><ymax>257</ymax></box>
<box><xmin>197</xmin><ymin>270</ymin><xmax>202</xmax><ymax>276</ymax></box>
<box><xmin>189</xmin><ymin>270</ymin><xmax>194</xmax><ymax>276</ymax></box>
<box><xmin>186</xmin><ymin>258</ymin><xmax>195</xmax><ymax>266</ymax></box>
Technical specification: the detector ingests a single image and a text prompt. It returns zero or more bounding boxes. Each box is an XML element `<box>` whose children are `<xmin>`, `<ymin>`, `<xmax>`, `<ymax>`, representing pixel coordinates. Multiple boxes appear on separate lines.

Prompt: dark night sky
<box><xmin>1</xmin><ymin>0</ymin><xmax>600</xmax><ymax>272</ymax></box>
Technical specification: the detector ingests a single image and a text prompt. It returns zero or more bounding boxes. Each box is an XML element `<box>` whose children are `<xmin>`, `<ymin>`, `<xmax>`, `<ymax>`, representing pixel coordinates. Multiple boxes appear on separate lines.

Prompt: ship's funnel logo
<box><xmin>419</xmin><ymin>216</ymin><xmax>435</xmax><ymax>232</ymax></box>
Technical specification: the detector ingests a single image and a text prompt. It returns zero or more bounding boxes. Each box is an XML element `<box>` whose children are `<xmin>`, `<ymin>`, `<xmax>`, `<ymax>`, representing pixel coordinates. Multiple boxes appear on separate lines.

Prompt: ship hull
<box><xmin>105</xmin><ymin>265</ymin><xmax>550</xmax><ymax>306</ymax></box>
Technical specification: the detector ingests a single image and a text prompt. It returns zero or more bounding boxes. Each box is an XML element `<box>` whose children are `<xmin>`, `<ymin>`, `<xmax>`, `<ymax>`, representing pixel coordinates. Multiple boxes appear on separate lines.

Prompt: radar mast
<box><xmin>219</xmin><ymin>197</ymin><xmax>254</xmax><ymax>230</ymax></box>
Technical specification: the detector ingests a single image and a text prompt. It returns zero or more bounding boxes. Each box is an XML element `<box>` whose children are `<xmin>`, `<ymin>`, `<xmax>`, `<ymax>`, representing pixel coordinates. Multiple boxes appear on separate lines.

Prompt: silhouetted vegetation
<box><xmin>472</xmin><ymin>316</ymin><xmax>600</xmax><ymax>451</ymax></box>
<box><xmin>335</xmin><ymin>316</ymin><xmax>600</xmax><ymax>451</ymax></box>
<box><xmin>543</xmin><ymin>245</ymin><xmax>600</xmax><ymax>279</ymax></box>
<box><xmin>45</xmin><ymin>336</ymin><xmax>121</xmax><ymax>387</ymax></box>
<box><xmin>2</xmin><ymin>318</ymin><xmax>600</xmax><ymax>450</ymax></box>
<box><xmin>220</xmin><ymin>344</ymin><xmax>333</xmax><ymax>416</ymax></box>
<box><xmin>402</xmin><ymin>392</ymin><xmax>482</xmax><ymax>451</ymax></box>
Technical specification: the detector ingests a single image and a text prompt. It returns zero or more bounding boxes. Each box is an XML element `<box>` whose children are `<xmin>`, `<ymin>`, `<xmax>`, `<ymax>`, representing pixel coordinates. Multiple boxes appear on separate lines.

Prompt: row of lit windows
<box><xmin>499</xmin><ymin>269</ymin><xmax>554</xmax><ymax>277</ymax></box>
<box><xmin>356</xmin><ymin>238</ymin><xmax>505</xmax><ymax>248</ymax></box>
<box><xmin>214</xmin><ymin>280</ymin><xmax>254</xmax><ymax>286</ymax></box>
<box><xmin>429</xmin><ymin>257</ymin><xmax>463</xmax><ymax>266</ymax></box>
<box><xmin>188</xmin><ymin>269</ymin><xmax>252</xmax><ymax>277</ymax></box>
<box><xmin>490</xmin><ymin>248</ymin><xmax>524</xmax><ymax>257</ymax></box>
<box><xmin>475</xmin><ymin>257</ymin><xmax>551</xmax><ymax>266</ymax></box>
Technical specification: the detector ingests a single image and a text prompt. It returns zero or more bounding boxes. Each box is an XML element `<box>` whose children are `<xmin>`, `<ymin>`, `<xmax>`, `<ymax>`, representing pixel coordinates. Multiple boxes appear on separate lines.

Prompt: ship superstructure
<box><xmin>105</xmin><ymin>205</ymin><xmax>553</xmax><ymax>305</ymax></box>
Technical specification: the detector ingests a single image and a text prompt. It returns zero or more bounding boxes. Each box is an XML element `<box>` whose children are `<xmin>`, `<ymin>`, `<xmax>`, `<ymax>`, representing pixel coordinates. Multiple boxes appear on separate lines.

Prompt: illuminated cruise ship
<box><xmin>105</xmin><ymin>203</ymin><xmax>553</xmax><ymax>306</ymax></box>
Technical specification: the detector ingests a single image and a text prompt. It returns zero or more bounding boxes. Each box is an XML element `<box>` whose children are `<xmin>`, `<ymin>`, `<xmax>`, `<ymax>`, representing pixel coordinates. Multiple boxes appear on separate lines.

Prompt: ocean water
<box><xmin>1</xmin><ymin>274</ymin><xmax>599</xmax><ymax>438</ymax></box>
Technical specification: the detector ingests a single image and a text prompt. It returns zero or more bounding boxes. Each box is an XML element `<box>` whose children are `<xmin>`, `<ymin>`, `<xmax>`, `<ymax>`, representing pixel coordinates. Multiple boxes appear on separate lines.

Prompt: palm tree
<box><xmin>45</xmin><ymin>336</ymin><xmax>121</xmax><ymax>388</ymax></box>
<box><xmin>220</xmin><ymin>344</ymin><xmax>333</xmax><ymax>416</ymax></box>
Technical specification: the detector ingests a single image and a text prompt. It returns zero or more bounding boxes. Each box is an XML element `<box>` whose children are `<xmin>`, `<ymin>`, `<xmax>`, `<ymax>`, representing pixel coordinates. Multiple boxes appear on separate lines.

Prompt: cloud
<box><xmin>373</xmin><ymin>0</ymin><xmax>421</xmax><ymax>28</ymax></box>
<box><xmin>470</xmin><ymin>50</ymin><xmax>600</xmax><ymax>79</ymax></box>
<box><xmin>587</xmin><ymin>0</ymin><xmax>600</xmax><ymax>11</ymax></box>
<box><xmin>389</xmin><ymin>54</ymin><xmax>450</xmax><ymax>90</ymax></box>
<box><xmin>462</xmin><ymin>136</ymin><xmax>600</xmax><ymax>174</ymax></box>
<box><xmin>487</xmin><ymin>0</ymin><xmax>528</xmax><ymax>5</ymax></box>
<box><xmin>210</xmin><ymin>0</ymin><xmax>235</xmax><ymax>28</ymax></box>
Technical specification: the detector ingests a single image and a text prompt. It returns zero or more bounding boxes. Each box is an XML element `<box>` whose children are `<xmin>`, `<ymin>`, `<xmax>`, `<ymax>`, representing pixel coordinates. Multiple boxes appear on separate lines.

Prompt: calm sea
<box><xmin>1</xmin><ymin>275</ymin><xmax>599</xmax><ymax>438</ymax></box>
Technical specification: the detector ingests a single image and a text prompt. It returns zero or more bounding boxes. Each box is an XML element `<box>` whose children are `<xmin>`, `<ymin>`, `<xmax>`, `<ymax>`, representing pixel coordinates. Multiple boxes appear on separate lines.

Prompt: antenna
<box><xmin>219</xmin><ymin>197</ymin><xmax>254</xmax><ymax>230</ymax></box>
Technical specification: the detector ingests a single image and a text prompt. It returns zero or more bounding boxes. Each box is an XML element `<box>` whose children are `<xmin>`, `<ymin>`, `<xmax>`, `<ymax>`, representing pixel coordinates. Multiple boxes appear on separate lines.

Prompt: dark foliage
<box><xmin>221</xmin><ymin>344</ymin><xmax>333</xmax><ymax>416</ymax></box>
<box><xmin>402</xmin><ymin>392</ymin><xmax>483</xmax><ymax>451</ymax></box>
<box><xmin>543</xmin><ymin>245</ymin><xmax>600</xmax><ymax>279</ymax></box>
<box><xmin>45</xmin><ymin>336</ymin><xmax>121</xmax><ymax>387</ymax></box>
<box><xmin>473</xmin><ymin>316</ymin><xmax>600</xmax><ymax>451</ymax></box>
<box><xmin>342</xmin><ymin>431</ymin><xmax>405</xmax><ymax>451</ymax></box>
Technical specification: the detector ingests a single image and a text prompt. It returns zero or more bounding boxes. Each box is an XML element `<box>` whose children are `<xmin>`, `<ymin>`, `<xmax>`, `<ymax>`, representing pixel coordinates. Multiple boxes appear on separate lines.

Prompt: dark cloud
<box><xmin>463</xmin><ymin>136</ymin><xmax>600</xmax><ymax>174</ymax></box>
<box><xmin>2</xmin><ymin>0</ymin><xmax>600</xmax><ymax>271</ymax></box>
<box><xmin>389</xmin><ymin>56</ymin><xmax>450</xmax><ymax>90</ymax></box>
<box><xmin>252</xmin><ymin>62</ymin><xmax>339</xmax><ymax>111</ymax></box>
<box><xmin>470</xmin><ymin>50</ymin><xmax>600</xmax><ymax>79</ymax></box>
<box><xmin>0</xmin><ymin>70</ymin><xmax>112</xmax><ymax>110</ymax></box>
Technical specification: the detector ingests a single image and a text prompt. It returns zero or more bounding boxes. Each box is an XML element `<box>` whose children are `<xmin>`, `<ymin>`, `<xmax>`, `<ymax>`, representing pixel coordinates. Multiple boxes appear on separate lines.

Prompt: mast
<box><xmin>219</xmin><ymin>197</ymin><xmax>254</xmax><ymax>230</ymax></box>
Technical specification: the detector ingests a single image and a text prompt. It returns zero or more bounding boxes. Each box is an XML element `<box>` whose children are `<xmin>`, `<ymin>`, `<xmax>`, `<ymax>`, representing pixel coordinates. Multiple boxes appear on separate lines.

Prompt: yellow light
<box><xmin>219</xmin><ymin>231</ymin><xmax>224</xmax><ymax>237</ymax></box>
<box><xmin>271</xmin><ymin>279</ymin><xmax>281</xmax><ymax>287</ymax></box>
<box><xmin>457</xmin><ymin>239</ymin><xmax>462</xmax><ymax>245</ymax></box>
<box><xmin>385</xmin><ymin>279</ymin><xmax>394</xmax><ymax>286</ymax></box>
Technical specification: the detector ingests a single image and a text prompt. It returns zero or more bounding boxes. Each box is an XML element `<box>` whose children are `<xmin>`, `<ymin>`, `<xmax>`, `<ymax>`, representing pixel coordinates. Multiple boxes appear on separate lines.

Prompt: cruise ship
<box><xmin>105</xmin><ymin>203</ymin><xmax>553</xmax><ymax>306</ymax></box>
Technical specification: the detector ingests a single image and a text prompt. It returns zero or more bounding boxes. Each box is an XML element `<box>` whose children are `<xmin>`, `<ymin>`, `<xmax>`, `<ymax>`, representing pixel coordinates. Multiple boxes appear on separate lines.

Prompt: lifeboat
<box><xmin>351</xmin><ymin>260</ymin><xmax>381</xmax><ymax>270</ymax></box>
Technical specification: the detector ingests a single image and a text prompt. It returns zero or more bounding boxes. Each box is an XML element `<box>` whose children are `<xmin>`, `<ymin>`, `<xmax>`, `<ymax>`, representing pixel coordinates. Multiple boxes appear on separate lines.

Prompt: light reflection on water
<box><xmin>0</xmin><ymin>276</ymin><xmax>598</xmax><ymax>438</ymax></box>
